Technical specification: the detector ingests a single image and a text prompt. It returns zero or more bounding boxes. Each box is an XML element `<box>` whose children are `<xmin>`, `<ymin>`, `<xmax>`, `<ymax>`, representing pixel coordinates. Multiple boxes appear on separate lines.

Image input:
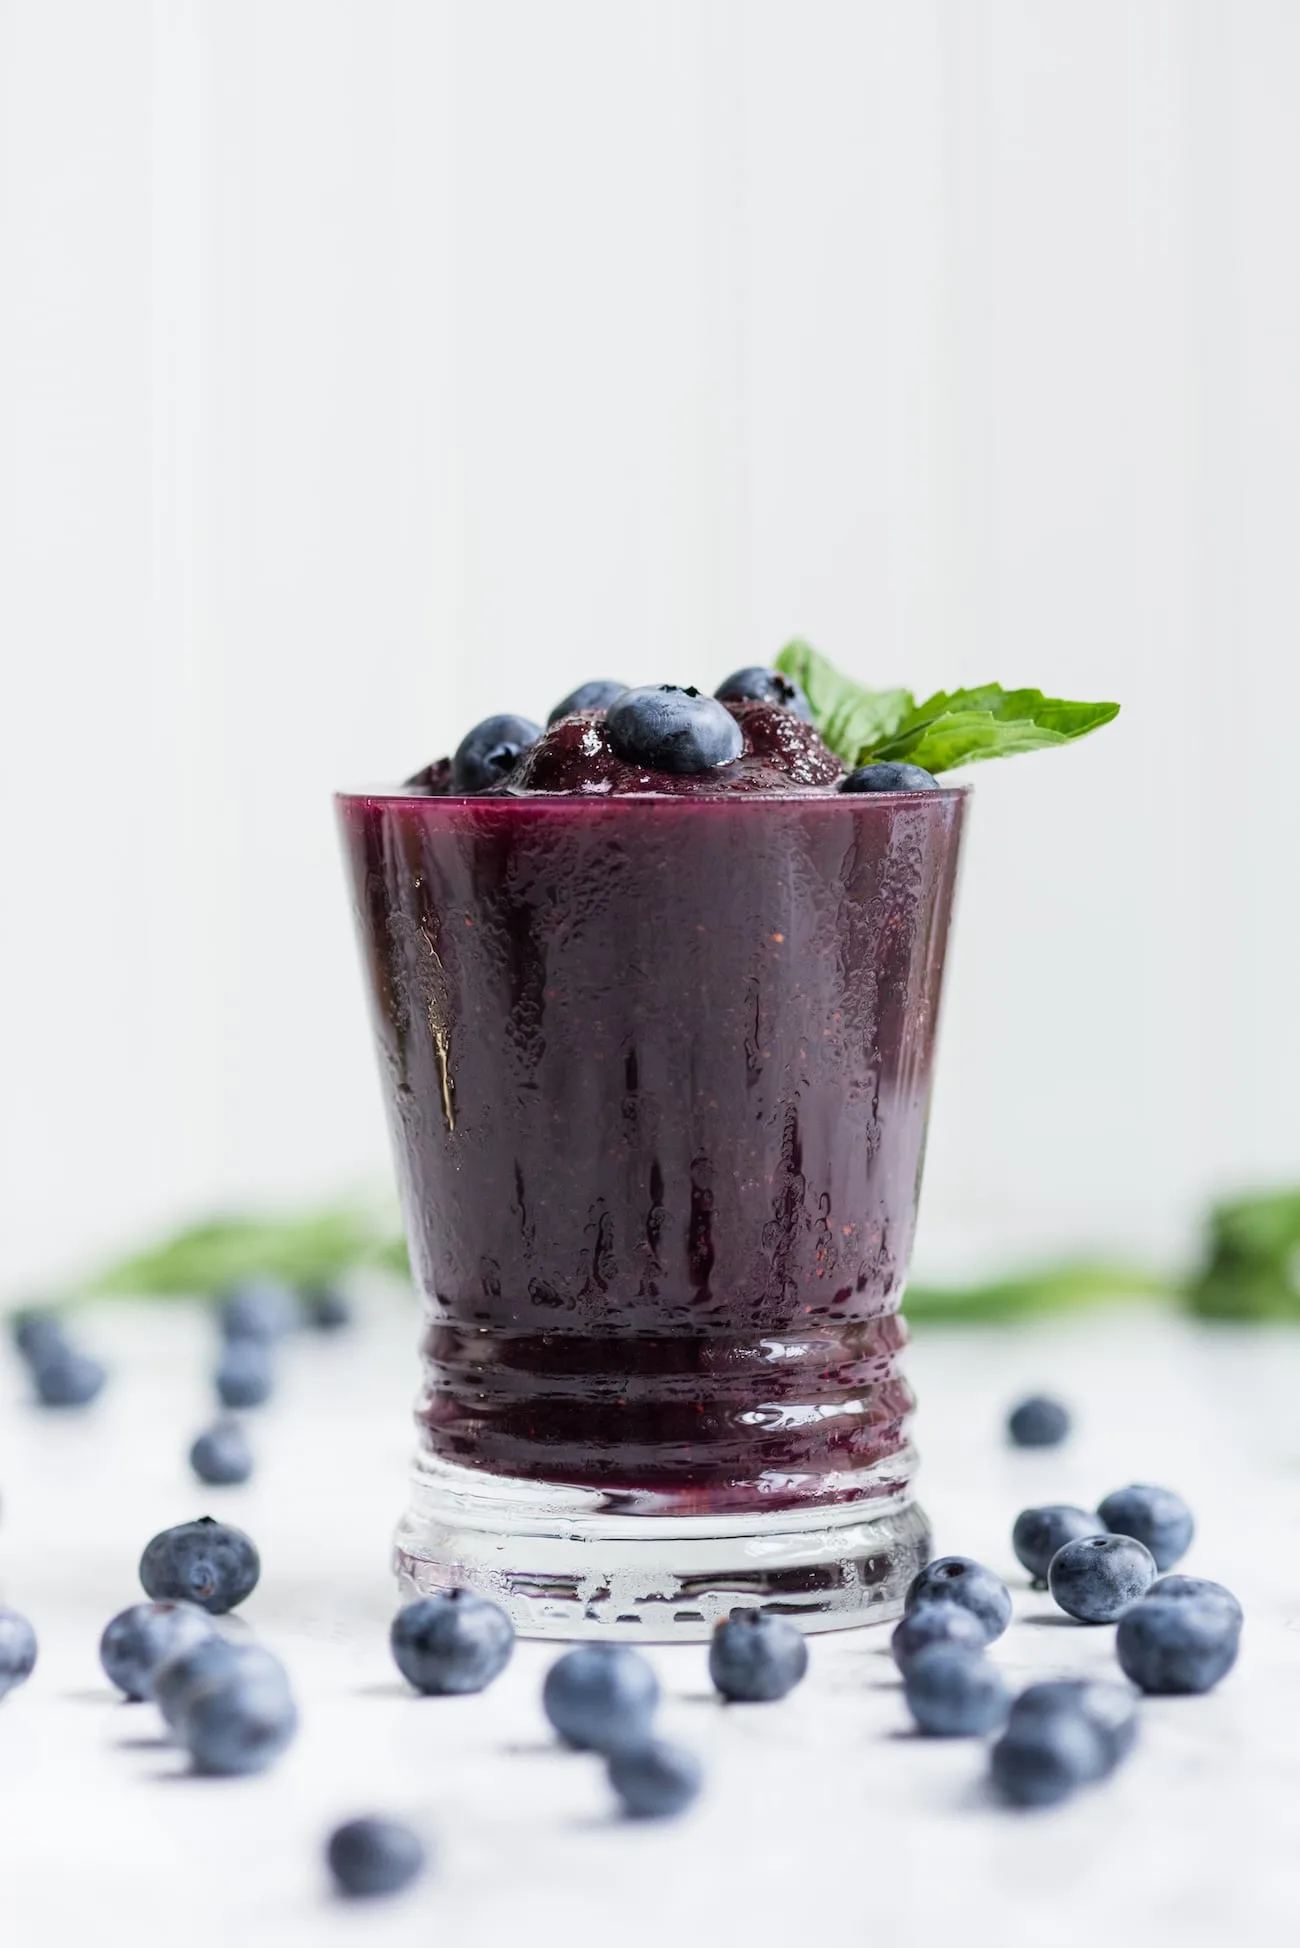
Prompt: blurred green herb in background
<box><xmin>11</xmin><ymin>1183</ymin><xmax>1293</xmax><ymax>1326</ymax></box>
<box><xmin>76</xmin><ymin>1205</ymin><xmax>397</xmax><ymax>1300</ymax></box>
<box><xmin>906</xmin><ymin>1187</ymin><xmax>1300</xmax><ymax>1324</ymax></box>
<box><xmin>1182</xmin><ymin>1186</ymin><xmax>1300</xmax><ymax>1321</ymax></box>
<box><xmin>904</xmin><ymin>1261</ymin><xmax>1177</xmax><ymax>1323</ymax></box>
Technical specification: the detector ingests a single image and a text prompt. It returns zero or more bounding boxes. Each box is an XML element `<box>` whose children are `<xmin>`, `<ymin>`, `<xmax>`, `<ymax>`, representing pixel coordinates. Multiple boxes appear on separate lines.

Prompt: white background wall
<box><xmin>2</xmin><ymin>0</ymin><xmax>1298</xmax><ymax>1295</ymax></box>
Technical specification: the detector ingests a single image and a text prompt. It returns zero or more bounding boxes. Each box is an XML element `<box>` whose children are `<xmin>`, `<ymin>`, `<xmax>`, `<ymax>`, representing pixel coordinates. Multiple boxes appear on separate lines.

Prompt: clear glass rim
<box><xmin>335</xmin><ymin>782</ymin><xmax>971</xmax><ymax>811</ymax></box>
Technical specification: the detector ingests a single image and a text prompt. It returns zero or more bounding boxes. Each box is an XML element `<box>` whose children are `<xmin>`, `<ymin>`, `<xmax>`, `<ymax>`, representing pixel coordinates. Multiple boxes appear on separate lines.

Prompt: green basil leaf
<box><xmin>867</xmin><ymin>686</ymin><xmax>1119</xmax><ymax>773</ymax></box>
<box><xmin>774</xmin><ymin>640</ymin><xmax>913</xmax><ymax>764</ymax></box>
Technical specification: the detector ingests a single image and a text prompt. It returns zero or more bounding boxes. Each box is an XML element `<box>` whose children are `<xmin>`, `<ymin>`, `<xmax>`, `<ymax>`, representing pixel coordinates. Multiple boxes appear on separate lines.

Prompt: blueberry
<box><xmin>189</xmin><ymin>1420</ymin><xmax>254</xmax><ymax>1487</ymax></box>
<box><xmin>990</xmin><ymin>1713</ymin><xmax>1111</xmax><ymax>1807</ymax></box>
<box><xmin>9</xmin><ymin>1309</ymin><xmax>70</xmax><ymax>1368</ymax></box>
<box><xmin>327</xmin><ymin>1818</ymin><xmax>427</xmax><ymax>1899</ymax></box>
<box><xmin>1098</xmin><ymin>1484</ymin><xmax>1194</xmax><ymax>1572</ymax></box>
<box><xmin>299</xmin><ymin>1284</ymin><xmax>352</xmax><ymax>1332</ymax></box>
<box><xmin>1006</xmin><ymin>1394</ymin><xmax>1071</xmax><ymax>1448</ymax></box>
<box><xmin>215</xmin><ymin>1339</ymin><xmax>275</xmax><ymax>1410</ymax></box>
<box><xmin>1007</xmin><ymin>1679</ymin><xmax>1139</xmax><ymax>1778</ymax></box>
<box><xmin>547</xmin><ymin>680</ymin><xmax>628</xmax><ymax>725</ymax></box>
<box><xmin>32</xmin><ymin>1346</ymin><xmax>107</xmax><ymax>1408</ymax></box>
<box><xmin>708</xmin><ymin>1609</ymin><xmax>809</xmax><ymax>1702</ymax></box>
<box><xmin>0</xmin><ymin>1608</ymin><xmax>38</xmax><ymax>1700</ymax></box>
<box><xmin>1116</xmin><ymin>1594</ymin><xmax>1240</xmax><ymax>1695</ymax></box>
<box><xmin>181</xmin><ymin>1668</ymin><xmax>298</xmax><ymax>1775</ymax></box>
<box><xmin>99</xmin><ymin>1601</ymin><xmax>216</xmax><ymax>1702</ymax></box>
<box><xmin>542</xmin><ymin>1644</ymin><xmax>660</xmax><ymax>1752</ymax></box>
<box><xmin>606</xmin><ymin>686</ymin><xmax>743</xmax><ymax>774</ymax></box>
<box><xmin>903</xmin><ymin>1646</ymin><xmax>1010</xmax><ymax>1738</ymax></box>
<box><xmin>451</xmin><ymin>714</ymin><xmax>542</xmax><ymax>793</ymax></box>
<box><xmin>714</xmin><ymin>666</ymin><xmax>812</xmax><ymax>721</ymax></box>
<box><xmin>1011</xmin><ymin>1505</ymin><xmax>1103</xmax><ymax>1585</ymax></box>
<box><xmin>607</xmin><ymin>1739</ymin><xmax>704</xmax><ymax>1819</ymax></box>
<box><xmin>904</xmin><ymin>1557</ymin><xmax>1013</xmax><ymax>1644</ymax></box>
<box><xmin>1144</xmin><ymin>1575</ymin><xmax>1242</xmax><ymax>1628</ymax></box>
<box><xmin>216</xmin><ymin>1281</ymin><xmax>298</xmax><ymax>1343</ymax></box>
<box><xmin>1048</xmin><ymin>1533</ymin><xmax>1155</xmax><ymax>1623</ymax></box>
<box><xmin>891</xmin><ymin>1602</ymin><xmax>989</xmax><ymax>1673</ymax></box>
<box><xmin>390</xmin><ymin>1590</ymin><xmax>515</xmax><ymax>1695</ymax></box>
<box><xmin>840</xmin><ymin>762</ymin><xmax>940</xmax><ymax>793</ymax></box>
<box><xmin>156</xmin><ymin>1639</ymin><xmax>289</xmax><ymax>1732</ymax></box>
<box><xmin>139</xmin><ymin>1517</ymin><xmax>261</xmax><ymax>1614</ymax></box>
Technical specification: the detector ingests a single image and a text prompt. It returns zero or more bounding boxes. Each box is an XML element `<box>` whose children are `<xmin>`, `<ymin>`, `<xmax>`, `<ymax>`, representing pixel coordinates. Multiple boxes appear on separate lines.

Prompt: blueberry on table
<box><xmin>606</xmin><ymin>686</ymin><xmax>744</xmax><ymax>775</ymax></box>
<box><xmin>1144</xmin><ymin>1575</ymin><xmax>1242</xmax><ymax>1627</ymax></box>
<box><xmin>0</xmin><ymin>1608</ymin><xmax>38</xmax><ymax>1700</ymax></box>
<box><xmin>189</xmin><ymin>1420</ymin><xmax>254</xmax><ymax>1487</ymax></box>
<box><xmin>1098</xmin><ymin>1484</ymin><xmax>1194</xmax><ymax>1573</ymax></box>
<box><xmin>1048</xmin><ymin>1534</ymin><xmax>1155</xmax><ymax>1623</ymax></box>
<box><xmin>714</xmin><ymin>666</ymin><xmax>812</xmax><ymax>721</ymax></box>
<box><xmin>299</xmin><ymin>1284</ymin><xmax>352</xmax><ymax>1332</ymax></box>
<box><xmin>608</xmin><ymin>1739</ymin><xmax>704</xmax><ymax>1819</ymax></box>
<box><xmin>139</xmin><ymin>1517</ymin><xmax>260</xmax><ymax>1614</ymax></box>
<box><xmin>99</xmin><ymin>1601</ymin><xmax>216</xmax><ymax>1702</ymax></box>
<box><xmin>840</xmin><ymin>762</ymin><xmax>940</xmax><ymax>793</ymax></box>
<box><xmin>9</xmin><ymin>1309</ymin><xmax>70</xmax><ymax>1368</ymax></box>
<box><xmin>1116</xmin><ymin>1593</ymin><xmax>1241</xmax><ymax>1695</ymax></box>
<box><xmin>891</xmin><ymin>1602</ymin><xmax>989</xmax><ymax>1673</ymax></box>
<box><xmin>542</xmin><ymin>1644</ymin><xmax>660</xmax><ymax>1752</ymax></box>
<box><xmin>451</xmin><ymin>714</ymin><xmax>542</xmax><ymax>793</ymax></box>
<box><xmin>215</xmin><ymin>1281</ymin><xmax>298</xmax><ymax>1344</ymax></box>
<box><xmin>181</xmin><ymin>1668</ymin><xmax>298</xmax><ymax>1775</ymax></box>
<box><xmin>1007</xmin><ymin>1679</ymin><xmax>1138</xmax><ymax>1779</ymax></box>
<box><xmin>390</xmin><ymin>1590</ymin><xmax>515</xmax><ymax>1695</ymax></box>
<box><xmin>1006</xmin><ymin>1394</ymin><xmax>1071</xmax><ymax>1448</ymax></box>
<box><xmin>708</xmin><ymin>1609</ymin><xmax>809</xmax><ymax>1702</ymax></box>
<box><xmin>156</xmin><ymin>1639</ymin><xmax>289</xmax><ymax>1732</ymax></box>
<box><xmin>327</xmin><ymin>1818</ymin><xmax>427</xmax><ymax>1899</ymax></box>
<box><xmin>904</xmin><ymin>1646</ymin><xmax>1010</xmax><ymax>1737</ymax></box>
<box><xmin>32</xmin><ymin>1347</ymin><xmax>107</xmax><ymax>1408</ymax></box>
<box><xmin>904</xmin><ymin>1558</ymin><xmax>1012</xmax><ymax>1644</ymax></box>
<box><xmin>215</xmin><ymin>1339</ymin><xmax>275</xmax><ymax>1410</ymax></box>
<box><xmin>547</xmin><ymin>680</ymin><xmax>628</xmax><ymax>725</ymax></box>
<box><xmin>990</xmin><ymin>1712</ymin><xmax>1111</xmax><ymax>1807</ymax></box>
<box><xmin>1011</xmin><ymin>1505</ymin><xmax>1103</xmax><ymax>1585</ymax></box>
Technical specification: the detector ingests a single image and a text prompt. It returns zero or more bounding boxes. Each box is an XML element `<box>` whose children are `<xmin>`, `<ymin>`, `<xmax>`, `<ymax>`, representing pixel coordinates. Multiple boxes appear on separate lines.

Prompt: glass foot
<box><xmin>394</xmin><ymin>1453</ymin><xmax>930</xmax><ymax>1640</ymax></box>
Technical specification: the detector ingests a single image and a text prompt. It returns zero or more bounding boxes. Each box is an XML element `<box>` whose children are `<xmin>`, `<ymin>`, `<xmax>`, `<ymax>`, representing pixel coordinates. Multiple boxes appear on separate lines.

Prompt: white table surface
<box><xmin>2</xmin><ymin>1295</ymin><xmax>1298</xmax><ymax>1948</ymax></box>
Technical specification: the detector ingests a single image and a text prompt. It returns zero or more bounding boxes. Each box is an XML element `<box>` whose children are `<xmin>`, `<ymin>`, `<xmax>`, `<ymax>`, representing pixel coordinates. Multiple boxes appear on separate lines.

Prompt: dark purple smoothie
<box><xmin>338</xmin><ymin>702</ymin><xmax>965</xmax><ymax>1519</ymax></box>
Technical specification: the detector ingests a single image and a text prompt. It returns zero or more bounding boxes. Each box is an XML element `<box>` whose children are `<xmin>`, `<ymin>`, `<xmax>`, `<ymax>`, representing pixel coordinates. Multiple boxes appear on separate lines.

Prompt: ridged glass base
<box><xmin>393</xmin><ymin>1452</ymin><xmax>930</xmax><ymax>1640</ymax></box>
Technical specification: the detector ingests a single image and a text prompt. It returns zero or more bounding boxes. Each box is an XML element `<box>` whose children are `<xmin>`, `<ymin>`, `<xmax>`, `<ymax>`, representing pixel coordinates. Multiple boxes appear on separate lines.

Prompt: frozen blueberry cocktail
<box><xmin>338</xmin><ymin>649</ymin><xmax>1116</xmax><ymax>1637</ymax></box>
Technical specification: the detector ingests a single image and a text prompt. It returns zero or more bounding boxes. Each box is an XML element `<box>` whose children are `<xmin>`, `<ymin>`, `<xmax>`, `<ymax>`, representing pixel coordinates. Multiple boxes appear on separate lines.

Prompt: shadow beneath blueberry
<box><xmin>115</xmin><ymin>1734</ymin><xmax>173</xmax><ymax>1752</ymax></box>
<box><xmin>864</xmin><ymin>1678</ymin><xmax>905</xmax><ymax>1692</ymax></box>
<box><xmin>568</xmin><ymin>1813</ymin><xmax>623</xmax><ymax>1833</ymax></box>
<box><xmin>353</xmin><ymin>1681</ymin><xmax>412</xmax><ymax>1700</ymax></box>
<box><xmin>674</xmin><ymin>1692</ymin><xmax>721</xmax><ymax>1707</ymax></box>
<box><xmin>500</xmin><ymin>1739</ymin><xmax>560</xmax><ymax>1757</ymax></box>
<box><xmin>1020</xmin><ymin>1614</ymin><xmax>1092</xmax><ymax>1628</ymax></box>
<box><xmin>61</xmin><ymin>1688</ymin><xmax>116</xmax><ymax>1706</ymax></box>
<box><xmin>884</xmin><ymin>1727</ymin><xmax>926</xmax><ymax>1742</ymax></box>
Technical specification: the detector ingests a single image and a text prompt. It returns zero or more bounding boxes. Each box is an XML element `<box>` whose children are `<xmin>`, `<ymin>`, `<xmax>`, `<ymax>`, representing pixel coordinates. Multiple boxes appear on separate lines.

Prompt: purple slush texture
<box><xmin>338</xmin><ymin>788</ymin><xmax>965</xmax><ymax>1516</ymax></box>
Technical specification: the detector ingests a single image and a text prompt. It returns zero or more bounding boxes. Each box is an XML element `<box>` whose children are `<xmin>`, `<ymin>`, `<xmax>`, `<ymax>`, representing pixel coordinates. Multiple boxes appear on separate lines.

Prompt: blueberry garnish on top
<box><xmin>714</xmin><ymin>666</ymin><xmax>812</xmax><ymax>721</ymax></box>
<box><xmin>451</xmin><ymin>714</ymin><xmax>543</xmax><ymax>794</ymax></box>
<box><xmin>606</xmin><ymin>686</ymin><xmax>744</xmax><ymax>775</ymax></box>
<box><xmin>840</xmin><ymin>761</ymin><xmax>939</xmax><ymax>793</ymax></box>
<box><xmin>547</xmin><ymin>680</ymin><xmax>628</xmax><ymax>725</ymax></box>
